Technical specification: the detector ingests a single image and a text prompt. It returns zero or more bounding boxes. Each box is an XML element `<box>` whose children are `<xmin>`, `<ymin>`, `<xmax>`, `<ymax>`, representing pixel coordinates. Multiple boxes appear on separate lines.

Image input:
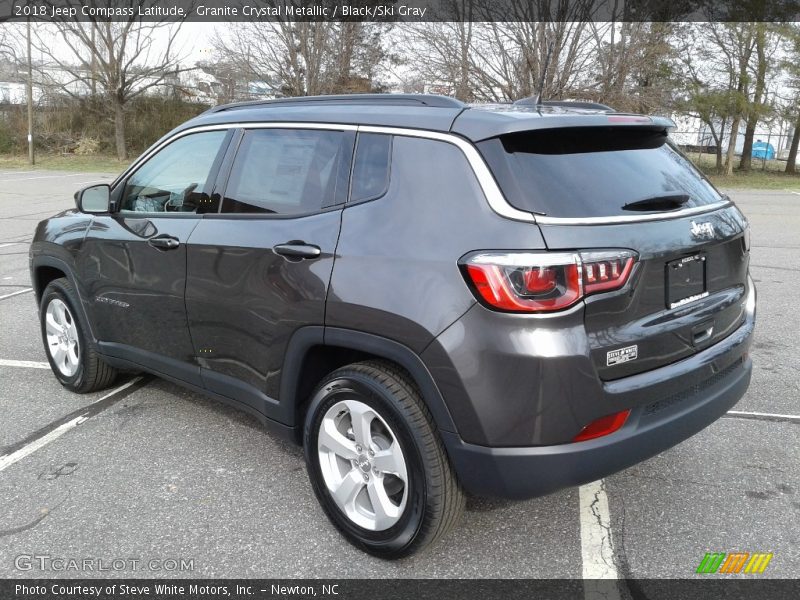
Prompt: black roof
<box><xmin>173</xmin><ymin>94</ymin><xmax>674</xmax><ymax>143</ymax></box>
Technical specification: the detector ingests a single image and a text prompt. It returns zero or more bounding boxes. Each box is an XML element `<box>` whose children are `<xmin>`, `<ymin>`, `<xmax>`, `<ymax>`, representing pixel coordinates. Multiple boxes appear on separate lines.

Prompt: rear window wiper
<box><xmin>622</xmin><ymin>194</ymin><xmax>690</xmax><ymax>212</ymax></box>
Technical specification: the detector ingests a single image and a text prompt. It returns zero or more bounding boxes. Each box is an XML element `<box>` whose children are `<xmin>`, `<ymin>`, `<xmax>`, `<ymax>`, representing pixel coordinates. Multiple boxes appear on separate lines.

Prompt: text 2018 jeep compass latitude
<box><xmin>30</xmin><ymin>94</ymin><xmax>755</xmax><ymax>557</ymax></box>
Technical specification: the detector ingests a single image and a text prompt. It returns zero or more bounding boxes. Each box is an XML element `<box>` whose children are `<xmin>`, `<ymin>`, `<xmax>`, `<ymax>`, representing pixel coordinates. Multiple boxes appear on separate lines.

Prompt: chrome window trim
<box><xmin>112</xmin><ymin>122</ymin><xmax>358</xmax><ymax>189</ymax></box>
<box><xmin>533</xmin><ymin>200</ymin><xmax>733</xmax><ymax>226</ymax></box>
<box><xmin>116</xmin><ymin>121</ymin><xmax>733</xmax><ymax>226</ymax></box>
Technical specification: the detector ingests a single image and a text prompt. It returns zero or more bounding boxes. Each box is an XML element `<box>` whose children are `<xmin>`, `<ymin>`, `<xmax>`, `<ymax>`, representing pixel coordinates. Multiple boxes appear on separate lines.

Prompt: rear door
<box><xmin>185</xmin><ymin>126</ymin><xmax>354</xmax><ymax>422</ymax></box>
<box><xmin>478</xmin><ymin>125</ymin><xmax>750</xmax><ymax>380</ymax></box>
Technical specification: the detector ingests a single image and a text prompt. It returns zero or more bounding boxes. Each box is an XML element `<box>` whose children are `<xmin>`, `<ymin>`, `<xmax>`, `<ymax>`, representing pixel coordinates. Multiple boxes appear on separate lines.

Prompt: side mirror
<box><xmin>75</xmin><ymin>184</ymin><xmax>111</xmax><ymax>214</ymax></box>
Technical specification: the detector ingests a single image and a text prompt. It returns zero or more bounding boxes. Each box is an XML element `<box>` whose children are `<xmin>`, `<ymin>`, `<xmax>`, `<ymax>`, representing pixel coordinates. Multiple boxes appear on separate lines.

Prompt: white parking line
<box><xmin>0</xmin><ymin>173</ymin><xmax>88</xmax><ymax>183</ymax></box>
<box><xmin>0</xmin><ymin>288</ymin><xmax>32</xmax><ymax>300</ymax></box>
<box><xmin>727</xmin><ymin>410</ymin><xmax>800</xmax><ymax>424</ymax></box>
<box><xmin>0</xmin><ymin>359</ymin><xmax>50</xmax><ymax>369</ymax></box>
<box><xmin>0</xmin><ymin>242</ymin><xmax>25</xmax><ymax>248</ymax></box>
<box><xmin>579</xmin><ymin>480</ymin><xmax>621</xmax><ymax>595</ymax></box>
<box><xmin>0</xmin><ymin>377</ymin><xmax>142</xmax><ymax>473</ymax></box>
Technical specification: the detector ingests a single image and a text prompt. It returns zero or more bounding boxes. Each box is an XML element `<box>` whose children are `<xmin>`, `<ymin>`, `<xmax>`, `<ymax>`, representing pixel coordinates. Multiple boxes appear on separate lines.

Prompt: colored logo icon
<box><xmin>696</xmin><ymin>552</ymin><xmax>773</xmax><ymax>574</ymax></box>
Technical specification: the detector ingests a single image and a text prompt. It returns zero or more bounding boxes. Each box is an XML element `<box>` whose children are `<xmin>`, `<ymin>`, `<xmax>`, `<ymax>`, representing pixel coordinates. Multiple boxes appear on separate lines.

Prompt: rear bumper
<box><xmin>442</xmin><ymin>306</ymin><xmax>754</xmax><ymax>499</ymax></box>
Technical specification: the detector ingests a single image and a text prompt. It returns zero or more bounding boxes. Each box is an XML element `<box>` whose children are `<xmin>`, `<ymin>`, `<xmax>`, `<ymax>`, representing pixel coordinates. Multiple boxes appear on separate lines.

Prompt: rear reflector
<box><xmin>573</xmin><ymin>410</ymin><xmax>631</xmax><ymax>442</ymax></box>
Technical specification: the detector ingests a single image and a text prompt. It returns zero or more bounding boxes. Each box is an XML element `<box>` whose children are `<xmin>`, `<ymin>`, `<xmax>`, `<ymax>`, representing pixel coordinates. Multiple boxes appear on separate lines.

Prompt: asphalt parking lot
<box><xmin>0</xmin><ymin>169</ymin><xmax>797</xmax><ymax>580</ymax></box>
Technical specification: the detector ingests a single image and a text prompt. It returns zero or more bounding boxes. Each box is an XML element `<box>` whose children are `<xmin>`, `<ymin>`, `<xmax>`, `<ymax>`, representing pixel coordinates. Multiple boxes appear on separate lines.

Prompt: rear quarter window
<box><xmin>350</xmin><ymin>133</ymin><xmax>392</xmax><ymax>203</ymax></box>
<box><xmin>478</xmin><ymin>127</ymin><xmax>724</xmax><ymax>219</ymax></box>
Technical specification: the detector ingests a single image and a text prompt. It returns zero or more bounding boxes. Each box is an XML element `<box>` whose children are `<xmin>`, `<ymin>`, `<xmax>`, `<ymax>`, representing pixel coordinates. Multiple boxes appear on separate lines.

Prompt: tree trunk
<box><xmin>785</xmin><ymin>111</ymin><xmax>800</xmax><ymax>175</ymax></box>
<box><xmin>739</xmin><ymin>120</ymin><xmax>757</xmax><ymax>171</ymax></box>
<box><xmin>725</xmin><ymin>117</ymin><xmax>740</xmax><ymax>176</ymax></box>
<box><xmin>113</xmin><ymin>100</ymin><xmax>127</xmax><ymax>161</ymax></box>
<box><xmin>739</xmin><ymin>25</ymin><xmax>768</xmax><ymax>171</ymax></box>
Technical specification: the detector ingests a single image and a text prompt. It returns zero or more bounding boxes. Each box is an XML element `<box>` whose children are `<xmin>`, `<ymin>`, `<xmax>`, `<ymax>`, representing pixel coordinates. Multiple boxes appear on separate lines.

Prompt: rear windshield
<box><xmin>478</xmin><ymin>127</ymin><xmax>723</xmax><ymax>219</ymax></box>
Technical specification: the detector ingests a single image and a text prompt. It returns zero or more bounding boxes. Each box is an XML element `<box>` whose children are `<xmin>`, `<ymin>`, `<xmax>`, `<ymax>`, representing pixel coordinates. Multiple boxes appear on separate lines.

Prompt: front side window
<box><xmin>221</xmin><ymin>128</ymin><xmax>346</xmax><ymax>215</ymax></box>
<box><xmin>121</xmin><ymin>131</ymin><xmax>227</xmax><ymax>213</ymax></box>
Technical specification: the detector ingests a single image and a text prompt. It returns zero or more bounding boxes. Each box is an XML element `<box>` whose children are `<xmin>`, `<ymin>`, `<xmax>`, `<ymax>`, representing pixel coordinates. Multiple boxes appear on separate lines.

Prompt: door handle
<box><xmin>148</xmin><ymin>235</ymin><xmax>180</xmax><ymax>250</ymax></box>
<box><xmin>273</xmin><ymin>242</ymin><xmax>322</xmax><ymax>260</ymax></box>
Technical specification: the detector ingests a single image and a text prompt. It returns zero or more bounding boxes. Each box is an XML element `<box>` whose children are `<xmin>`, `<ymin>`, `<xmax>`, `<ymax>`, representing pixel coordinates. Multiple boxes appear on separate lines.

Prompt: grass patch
<box><xmin>690</xmin><ymin>152</ymin><xmax>800</xmax><ymax>190</ymax></box>
<box><xmin>0</xmin><ymin>153</ymin><xmax>128</xmax><ymax>174</ymax></box>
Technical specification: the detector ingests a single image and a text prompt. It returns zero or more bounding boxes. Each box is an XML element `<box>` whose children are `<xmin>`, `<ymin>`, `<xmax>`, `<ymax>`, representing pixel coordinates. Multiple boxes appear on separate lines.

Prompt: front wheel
<box><xmin>303</xmin><ymin>361</ymin><xmax>464</xmax><ymax>558</ymax></box>
<box><xmin>39</xmin><ymin>278</ymin><xmax>117</xmax><ymax>393</ymax></box>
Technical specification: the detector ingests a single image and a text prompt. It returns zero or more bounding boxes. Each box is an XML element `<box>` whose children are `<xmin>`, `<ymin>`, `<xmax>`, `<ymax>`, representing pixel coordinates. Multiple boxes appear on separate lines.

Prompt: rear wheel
<box><xmin>304</xmin><ymin>360</ymin><xmax>464</xmax><ymax>558</ymax></box>
<box><xmin>40</xmin><ymin>278</ymin><xmax>117</xmax><ymax>393</ymax></box>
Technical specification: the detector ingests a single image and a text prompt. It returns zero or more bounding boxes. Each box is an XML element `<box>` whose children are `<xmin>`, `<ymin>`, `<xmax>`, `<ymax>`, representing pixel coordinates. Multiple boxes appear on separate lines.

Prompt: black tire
<box><xmin>39</xmin><ymin>278</ymin><xmax>117</xmax><ymax>393</ymax></box>
<box><xmin>303</xmin><ymin>360</ymin><xmax>464</xmax><ymax>558</ymax></box>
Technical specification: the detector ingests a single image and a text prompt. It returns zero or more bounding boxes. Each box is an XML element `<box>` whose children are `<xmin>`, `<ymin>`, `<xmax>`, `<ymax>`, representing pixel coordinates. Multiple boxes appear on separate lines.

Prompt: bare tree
<box><xmin>213</xmin><ymin>21</ymin><xmax>391</xmax><ymax>98</ymax></box>
<box><xmin>400</xmin><ymin>20</ymin><xmax>475</xmax><ymax>100</ymax></box>
<box><xmin>31</xmin><ymin>7</ymin><xmax>186</xmax><ymax>160</ymax></box>
<box><xmin>585</xmin><ymin>21</ymin><xmax>678</xmax><ymax>112</ymax></box>
<box><xmin>405</xmin><ymin>1</ymin><xmax>598</xmax><ymax>103</ymax></box>
<box><xmin>679</xmin><ymin>23</ymin><xmax>757</xmax><ymax>175</ymax></box>
<box><xmin>781</xmin><ymin>24</ymin><xmax>800</xmax><ymax>174</ymax></box>
<box><xmin>400</xmin><ymin>0</ymin><xmax>476</xmax><ymax>100</ymax></box>
<box><xmin>739</xmin><ymin>23</ymin><xmax>780</xmax><ymax>170</ymax></box>
<box><xmin>0</xmin><ymin>24</ymin><xmax>20</xmax><ymax>61</ymax></box>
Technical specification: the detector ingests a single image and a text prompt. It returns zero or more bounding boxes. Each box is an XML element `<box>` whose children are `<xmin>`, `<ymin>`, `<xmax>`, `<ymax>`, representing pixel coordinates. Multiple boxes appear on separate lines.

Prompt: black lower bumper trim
<box><xmin>443</xmin><ymin>357</ymin><xmax>751</xmax><ymax>499</ymax></box>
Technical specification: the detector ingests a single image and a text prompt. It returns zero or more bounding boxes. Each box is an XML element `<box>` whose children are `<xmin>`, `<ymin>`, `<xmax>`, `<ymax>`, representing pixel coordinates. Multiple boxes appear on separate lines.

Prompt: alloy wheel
<box><xmin>45</xmin><ymin>298</ymin><xmax>81</xmax><ymax>377</ymax></box>
<box><xmin>317</xmin><ymin>399</ymin><xmax>409</xmax><ymax>531</ymax></box>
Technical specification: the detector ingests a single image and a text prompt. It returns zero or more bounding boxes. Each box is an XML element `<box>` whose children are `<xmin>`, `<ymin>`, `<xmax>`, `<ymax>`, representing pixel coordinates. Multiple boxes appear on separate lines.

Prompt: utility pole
<box><xmin>26</xmin><ymin>19</ymin><xmax>34</xmax><ymax>165</ymax></box>
<box><xmin>90</xmin><ymin>22</ymin><xmax>97</xmax><ymax>95</ymax></box>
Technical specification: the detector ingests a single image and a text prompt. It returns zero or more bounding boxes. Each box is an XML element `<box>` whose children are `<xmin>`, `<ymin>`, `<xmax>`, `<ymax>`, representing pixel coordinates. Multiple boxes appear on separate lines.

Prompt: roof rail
<box><xmin>513</xmin><ymin>98</ymin><xmax>614</xmax><ymax>111</ymax></box>
<box><xmin>209</xmin><ymin>94</ymin><xmax>466</xmax><ymax>113</ymax></box>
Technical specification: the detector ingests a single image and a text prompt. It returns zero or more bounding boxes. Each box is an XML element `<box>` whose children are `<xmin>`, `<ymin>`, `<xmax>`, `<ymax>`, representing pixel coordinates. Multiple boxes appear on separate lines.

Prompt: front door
<box><xmin>79</xmin><ymin>130</ymin><xmax>231</xmax><ymax>380</ymax></box>
<box><xmin>185</xmin><ymin>126</ymin><xmax>354</xmax><ymax>422</ymax></box>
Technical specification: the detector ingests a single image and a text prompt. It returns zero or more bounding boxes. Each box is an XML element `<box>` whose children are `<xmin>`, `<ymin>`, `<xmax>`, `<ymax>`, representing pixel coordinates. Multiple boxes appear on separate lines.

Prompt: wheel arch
<box><xmin>31</xmin><ymin>256</ymin><xmax>97</xmax><ymax>341</ymax></box>
<box><xmin>281</xmin><ymin>327</ymin><xmax>458</xmax><ymax>442</ymax></box>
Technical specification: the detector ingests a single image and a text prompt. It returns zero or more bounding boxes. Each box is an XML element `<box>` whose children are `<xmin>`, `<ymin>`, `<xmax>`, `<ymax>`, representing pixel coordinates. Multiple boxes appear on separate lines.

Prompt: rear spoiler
<box><xmin>452</xmin><ymin>109</ymin><xmax>675</xmax><ymax>142</ymax></box>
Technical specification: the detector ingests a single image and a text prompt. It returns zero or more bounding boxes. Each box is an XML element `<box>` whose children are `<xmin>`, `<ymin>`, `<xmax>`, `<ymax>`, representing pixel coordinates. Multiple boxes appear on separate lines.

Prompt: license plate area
<box><xmin>666</xmin><ymin>254</ymin><xmax>707</xmax><ymax>309</ymax></box>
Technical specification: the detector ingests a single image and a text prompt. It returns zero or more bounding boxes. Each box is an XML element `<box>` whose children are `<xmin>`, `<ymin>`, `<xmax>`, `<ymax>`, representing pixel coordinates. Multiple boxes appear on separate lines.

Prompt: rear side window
<box><xmin>350</xmin><ymin>133</ymin><xmax>392</xmax><ymax>203</ymax></box>
<box><xmin>222</xmin><ymin>128</ymin><xmax>346</xmax><ymax>215</ymax></box>
<box><xmin>478</xmin><ymin>127</ymin><xmax>724</xmax><ymax>219</ymax></box>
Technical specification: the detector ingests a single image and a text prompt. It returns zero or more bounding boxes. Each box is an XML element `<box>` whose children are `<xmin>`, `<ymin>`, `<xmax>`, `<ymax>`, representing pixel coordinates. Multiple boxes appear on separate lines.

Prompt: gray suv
<box><xmin>30</xmin><ymin>94</ymin><xmax>755</xmax><ymax>557</ymax></box>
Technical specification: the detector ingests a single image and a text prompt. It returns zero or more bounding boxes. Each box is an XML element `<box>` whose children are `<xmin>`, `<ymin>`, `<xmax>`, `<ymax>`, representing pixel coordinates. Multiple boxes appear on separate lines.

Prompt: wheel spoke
<box><xmin>345</xmin><ymin>400</ymin><xmax>375</xmax><ymax>448</ymax></box>
<box><xmin>367</xmin><ymin>478</ymin><xmax>401</xmax><ymax>530</ymax></box>
<box><xmin>372</xmin><ymin>443</ymin><xmax>407</xmax><ymax>482</ymax></box>
<box><xmin>52</xmin><ymin>344</ymin><xmax>66</xmax><ymax>366</ymax></box>
<box><xmin>54</xmin><ymin>301</ymin><xmax>67</xmax><ymax>326</ymax></box>
<box><xmin>45</xmin><ymin>312</ymin><xmax>62</xmax><ymax>335</ymax></box>
<box><xmin>65</xmin><ymin>319</ymin><xmax>78</xmax><ymax>340</ymax></box>
<box><xmin>66</xmin><ymin>343</ymin><xmax>80</xmax><ymax>368</ymax></box>
<box><xmin>332</xmin><ymin>468</ymin><xmax>365</xmax><ymax>512</ymax></box>
<box><xmin>318</xmin><ymin>418</ymin><xmax>358</xmax><ymax>460</ymax></box>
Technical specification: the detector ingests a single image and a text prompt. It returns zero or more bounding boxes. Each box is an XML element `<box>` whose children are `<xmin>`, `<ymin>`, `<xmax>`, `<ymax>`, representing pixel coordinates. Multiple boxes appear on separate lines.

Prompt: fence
<box><xmin>671</xmin><ymin>129</ymin><xmax>794</xmax><ymax>171</ymax></box>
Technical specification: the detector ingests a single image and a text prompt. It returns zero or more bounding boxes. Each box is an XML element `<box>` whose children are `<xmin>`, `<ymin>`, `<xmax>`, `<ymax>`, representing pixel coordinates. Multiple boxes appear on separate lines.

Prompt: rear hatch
<box><xmin>478</xmin><ymin>123</ymin><xmax>750</xmax><ymax>380</ymax></box>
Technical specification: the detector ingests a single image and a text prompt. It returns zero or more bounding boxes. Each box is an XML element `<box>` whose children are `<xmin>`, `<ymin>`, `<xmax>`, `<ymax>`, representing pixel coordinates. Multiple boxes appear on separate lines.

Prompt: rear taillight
<box><xmin>463</xmin><ymin>250</ymin><xmax>636</xmax><ymax>313</ymax></box>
